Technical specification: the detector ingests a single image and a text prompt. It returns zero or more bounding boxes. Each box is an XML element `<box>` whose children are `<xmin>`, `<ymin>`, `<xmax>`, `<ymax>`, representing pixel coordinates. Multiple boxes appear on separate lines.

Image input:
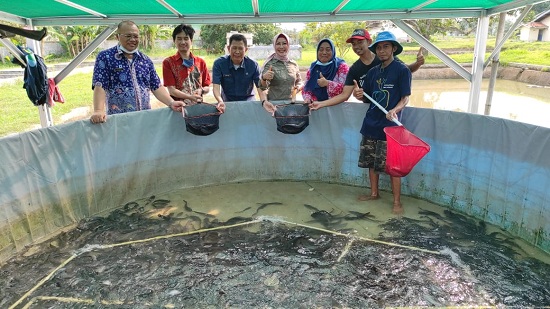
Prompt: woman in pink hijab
<box><xmin>259</xmin><ymin>33</ymin><xmax>303</xmax><ymax>113</ymax></box>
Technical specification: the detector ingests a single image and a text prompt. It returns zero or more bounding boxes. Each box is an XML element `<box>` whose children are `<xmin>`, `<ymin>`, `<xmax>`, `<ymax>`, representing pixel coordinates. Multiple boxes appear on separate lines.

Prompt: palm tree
<box><xmin>47</xmin><ymin>25</ymin><xmax>104</xmax><ymax>57</ymax></box>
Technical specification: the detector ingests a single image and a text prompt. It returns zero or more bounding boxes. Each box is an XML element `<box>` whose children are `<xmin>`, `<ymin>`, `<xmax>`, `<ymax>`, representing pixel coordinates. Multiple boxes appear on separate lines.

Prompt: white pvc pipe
<box><xmin>363</xmin><ymin>93</ymin><xmax>403</xmax><ymax>126</ymax></box>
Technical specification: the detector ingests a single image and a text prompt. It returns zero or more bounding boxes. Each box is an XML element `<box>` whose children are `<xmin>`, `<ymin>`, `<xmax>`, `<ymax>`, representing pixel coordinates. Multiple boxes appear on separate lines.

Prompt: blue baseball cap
<box><xmin>368</xmin><ymin>31</ymin><xmax>403</xmax><ymax>56</ymax></box>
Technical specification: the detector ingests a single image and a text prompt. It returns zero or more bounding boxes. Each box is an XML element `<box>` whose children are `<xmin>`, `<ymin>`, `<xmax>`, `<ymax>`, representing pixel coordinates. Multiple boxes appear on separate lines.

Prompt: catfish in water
<box><xmin>182</xmin><ymin>199</ymin><xmax>215</xmax><ymax>217</ymax></box>
<box><xmin>344</xmin><ymin>211</ymin><xmax>381</xmax><ymax>223</ymax></box>
<box><xmin>252</xmin><ymin>202</ymin><xmax>283</xmax><ymax>216</ymax></box>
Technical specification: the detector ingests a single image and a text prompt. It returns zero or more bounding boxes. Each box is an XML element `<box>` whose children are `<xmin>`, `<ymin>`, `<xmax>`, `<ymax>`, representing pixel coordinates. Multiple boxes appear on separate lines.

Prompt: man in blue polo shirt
<box><xmin>212</xmin><ymin>33</ymin><xmax>267</xmax><ymax>109</ymax></box>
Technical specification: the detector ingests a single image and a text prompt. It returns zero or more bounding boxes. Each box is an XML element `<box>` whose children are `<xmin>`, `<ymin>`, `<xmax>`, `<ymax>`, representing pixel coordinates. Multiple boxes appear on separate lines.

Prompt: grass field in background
<box><xmin>1</xmin><ymin>36</ymin><xmax>549</xmax><ymax>136</ymax></box>
<box><xmin>0</xmin><ymin>73</ymin><xmax>94</xmax><ymax>136</ymax></box>
<box><xmin>143</xmin><ymin>37</ymin><xmax>550</xmax><ymax>67</ymax></box>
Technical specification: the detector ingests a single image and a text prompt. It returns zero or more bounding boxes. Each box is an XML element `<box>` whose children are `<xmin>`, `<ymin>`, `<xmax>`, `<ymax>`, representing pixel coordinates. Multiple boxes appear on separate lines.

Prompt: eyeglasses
<box><xmin>119</xmin><ymin>34</ymin><xmax>140</xmax><ymax>40</ymax></box>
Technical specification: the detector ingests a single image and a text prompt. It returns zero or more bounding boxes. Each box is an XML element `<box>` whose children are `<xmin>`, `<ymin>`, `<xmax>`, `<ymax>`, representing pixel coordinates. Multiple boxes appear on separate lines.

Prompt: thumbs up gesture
<box><xmin>352</xmin><ymin>79</ymin><xmax>364</xmax><ymax>100</ymax></box>
<box><xmin>416</xmin><ymin>47</ymin><xmax>426</xmax><ymax>66</ymax></box>
<box><xmin>317</xmin><ymin>72</ymin><xmax>328</xmax><ymax>88</ymax></box>
<box><xmin>263</xmin><ymin>65</ymin><xmax>274</xmax><ymax>81</ymax></box>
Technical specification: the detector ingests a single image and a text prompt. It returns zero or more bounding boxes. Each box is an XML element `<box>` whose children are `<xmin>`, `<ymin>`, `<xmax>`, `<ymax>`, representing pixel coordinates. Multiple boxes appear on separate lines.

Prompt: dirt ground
<box><xmin>414</xmin><ymin>64</ymin><xmax>550</xmax><ymax>87</ymax></box>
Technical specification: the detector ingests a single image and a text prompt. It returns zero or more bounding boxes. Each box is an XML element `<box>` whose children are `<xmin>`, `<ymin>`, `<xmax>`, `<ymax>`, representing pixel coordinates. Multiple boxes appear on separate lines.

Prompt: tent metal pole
<box><xmin>25</xmin><ymin>19</ymin><xmax>54</xmax><ymax>128</ymax></box>
<box><xmin>54</xmin><ymin>24</ymin><xmax>117</xmax><ymax>85</ymax></box>
<box><xmin>484</xmin><ymin>5</ymin><xmax>532</xmax><ymax>68</ymax></box>
<box><xmin>0</xmin><ymin>37</ymin><xmax>26</xmax><ymax>67</ymax></box>
<box><xmin>484</xmin><ymin>5</ymin><xmax>532</xmax><ymax>116</ymax></box>
<box><xmin>485</xmin><ymin>12</ymin><xmax>507</xmax><ymax>116</ymax></box>
<box><xmin>467</xmin><ymin>12</ymin><xmax>490</xmax><ymax>114</ymax></box>
<box><xmin>391</xmin><ymin>19</ymin><xmax>472</xmax><ymax>81</ymax></box>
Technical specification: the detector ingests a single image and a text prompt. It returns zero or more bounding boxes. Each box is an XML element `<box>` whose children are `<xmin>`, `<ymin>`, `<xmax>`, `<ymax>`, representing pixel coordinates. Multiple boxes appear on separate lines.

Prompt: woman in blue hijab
<box><xmin>302</xmin><ymin>38</ymin><xmax>349</xmax><ymax>102</ymax></box>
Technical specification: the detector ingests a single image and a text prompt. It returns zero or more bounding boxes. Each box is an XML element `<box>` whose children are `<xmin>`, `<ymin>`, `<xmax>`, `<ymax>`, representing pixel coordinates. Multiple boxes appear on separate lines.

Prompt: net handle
<box><xmin>184</xmin><ymin>112</ymin><xmax>221</xmax><ymax>120</ymax></box>
<box><xmin>363</xmin><ymin>93</ymin><xmax>403</xmax><ymax>126</ymax></box>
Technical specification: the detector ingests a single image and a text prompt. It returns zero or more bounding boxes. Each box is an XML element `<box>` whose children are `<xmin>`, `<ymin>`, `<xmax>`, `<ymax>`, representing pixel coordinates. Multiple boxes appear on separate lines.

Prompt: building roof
<box><xmin>526</xmin><ymin>21</ymin><xmax>549</xmax><ymax>28</ymax></box>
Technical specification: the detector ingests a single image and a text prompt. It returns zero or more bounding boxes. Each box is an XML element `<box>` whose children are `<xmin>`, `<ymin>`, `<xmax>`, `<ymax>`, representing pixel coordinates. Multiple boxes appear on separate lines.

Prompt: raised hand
<box><xmin>352</xmin><ymin>79</ymin><xmax>364</xmax><ymax>101</ymax></box>
<box><xmin>416</xmin><ymin>48</ymin><xmax>426</xmax><ymax>66</ymax></box>
<box><xmin>263</xmin><ymin>65</ymin><xmax>274</xmax><ymax>81</ymax></box>
<box><xmin>317</xmin><ymin>72</ymin><xmax>328</xmax><ymax>88</ymax></box>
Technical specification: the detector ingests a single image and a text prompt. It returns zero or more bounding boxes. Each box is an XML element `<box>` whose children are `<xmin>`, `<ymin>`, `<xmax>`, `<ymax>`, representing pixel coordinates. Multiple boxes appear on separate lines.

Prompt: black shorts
<box><xmin>358</xmin><ymin>136</ymin><xmax>387</xmax><ymax>174</ymax></box>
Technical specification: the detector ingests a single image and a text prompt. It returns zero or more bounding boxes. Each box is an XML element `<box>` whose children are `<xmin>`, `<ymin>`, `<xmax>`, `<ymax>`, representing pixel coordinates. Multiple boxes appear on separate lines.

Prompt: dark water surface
<box><xmin>1</xmin><ymin>181</ymin><xmax>549</xmax><ymax>308</ymax></box>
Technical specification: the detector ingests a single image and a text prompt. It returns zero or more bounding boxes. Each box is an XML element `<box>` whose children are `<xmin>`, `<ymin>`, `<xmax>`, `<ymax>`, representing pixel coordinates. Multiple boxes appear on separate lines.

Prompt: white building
<box><xmin>520</xmin><ymin>10</ymin><xmax>550</xmax><ymax>42</ymax></box>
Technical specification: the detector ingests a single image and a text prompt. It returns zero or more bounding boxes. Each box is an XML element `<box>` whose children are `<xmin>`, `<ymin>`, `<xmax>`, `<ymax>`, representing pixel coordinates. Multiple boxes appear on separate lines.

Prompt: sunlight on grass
<box><xmin>0</xmin><ymin>72</ymin><xmax>94</xmax><ymax>136</ymax></box>
<box><xmin>0</xmin><ymin>79</ymin><xmax>43</xmax><ymax>136</ymax></box>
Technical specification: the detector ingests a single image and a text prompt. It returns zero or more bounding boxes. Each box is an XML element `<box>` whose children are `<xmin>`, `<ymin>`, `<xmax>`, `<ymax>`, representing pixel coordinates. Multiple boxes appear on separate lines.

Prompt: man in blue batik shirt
<box><xmin>90</xmin><ymin>20</ymin><xmax>184</xmax><ymax>124</ymax></box>
<box><xmin>212</xmin><ymin>33</ymin><xmax>267</xmax><ymax>109</ymax></box>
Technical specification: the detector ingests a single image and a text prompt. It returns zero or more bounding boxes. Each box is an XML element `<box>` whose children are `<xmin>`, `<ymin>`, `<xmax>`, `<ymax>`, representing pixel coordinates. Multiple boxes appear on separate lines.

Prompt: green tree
<box><xmin>299</xmin><ymin>22</ymin><xmax>319</xmax><ymax>46</ymax></box>
<box><xmin>282</xmin><ymin>27</ymin><xmax>301</xmax><ymax>45</ymax></box>
<box><xmin>405</xmin><ymin>8</ymin><xmax>549</xmax><ymax>40</ymax></box>
<box><xmin>522</xmin><ymin>2</ymin><xmax>550</xmax><ymax>24</ymax></box>
<box><xmin>332</xmin><ymin>22</ymin><xmax>364</xmax><ymax>57</ymax></box>
<box><xmin>403</xmin><ymin>19</ymin><xmax>456</xmax><ymax>40</ymax></box>
<box><xmin>455</xmin><ymin>18</ymin><xmax>477</xmax><ymax>36</ymax></box>
<box><xmin>46</xmin><ymin>24</ymin><xmax>171</xmax><ymax>57</ymax></box>
<box><xmin>299</xmin><ymin>22</ymin><xmax>363</xmax><ymax>57</ymax></box>
<box><xmin>139</xmin><ymin>25</ymin><xmax>157</xmax><ymax>50</ymax></box>
<box><xmin>253</xmin><ymin>23</ymin><xmax>281</xmax><ymax>45</ymax></box>
<box><xmin>47</xmin><ymin>25</ymin><xmax>103</xmax><ymax>57</ymax></box>
<box><xmin>200</xmin><ymin>24</ymin><xmax>281</xmax><ymax>54</ymax></box>
<box><xmin>138</xmin><ymin>25</ymin><xmax>171</xmax><ymax>50</ymax></box>
<box><xmin>455</xmin><ymin>13</ymin><xmax>525</xmax><ymax>37</ymax></box>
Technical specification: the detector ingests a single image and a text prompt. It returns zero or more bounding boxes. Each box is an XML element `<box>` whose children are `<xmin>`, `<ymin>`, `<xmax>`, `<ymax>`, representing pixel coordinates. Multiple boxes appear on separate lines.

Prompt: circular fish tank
<box><xmin>1</xmin><ymin>102</ymin><xmax>549</xmax><ymax>307</ymax></box>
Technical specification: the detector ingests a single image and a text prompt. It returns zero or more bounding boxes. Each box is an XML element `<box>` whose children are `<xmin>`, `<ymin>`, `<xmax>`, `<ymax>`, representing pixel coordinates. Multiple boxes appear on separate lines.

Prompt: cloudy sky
<box><xmin>279</xmin><ymin>23</ymin><xmax>306</xmax><ymax>31</ymax></box>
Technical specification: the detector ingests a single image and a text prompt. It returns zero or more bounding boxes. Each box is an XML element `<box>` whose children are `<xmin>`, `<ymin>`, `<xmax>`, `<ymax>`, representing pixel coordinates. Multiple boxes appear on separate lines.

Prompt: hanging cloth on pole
<box><xmin>47</xmin><ymin>78</ymin><xmax>65</xmax><ymax>107</ymax></box>
<box><xmin>17</xmin><ymin>46</ymin><xmax>49</xmax><ymax>106</ymax></box>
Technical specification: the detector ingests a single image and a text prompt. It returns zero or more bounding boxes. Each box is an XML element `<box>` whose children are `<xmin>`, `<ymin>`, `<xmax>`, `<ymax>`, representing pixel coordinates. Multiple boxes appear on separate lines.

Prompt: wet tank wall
<box><xmin>0</xmin><ymin>101</ymin><xmax>548</xmax><ymax>263</ymax></box>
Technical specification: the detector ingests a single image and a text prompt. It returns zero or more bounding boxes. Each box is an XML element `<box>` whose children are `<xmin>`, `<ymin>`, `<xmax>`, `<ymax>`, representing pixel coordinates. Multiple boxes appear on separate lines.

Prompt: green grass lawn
<box><xmin>1</xmin><ymin>80</ymin><xmax>42</xmax><ymax>135</ymax></box>
<box><xmin>0</xmin><ymin>73</ymin><xmax>94</xmax><ymax>136</ymax></box>
<box><xmin>1</xmin><ymin>36</ymin><xmax>549</xmax><ymax>137</ymax></box>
